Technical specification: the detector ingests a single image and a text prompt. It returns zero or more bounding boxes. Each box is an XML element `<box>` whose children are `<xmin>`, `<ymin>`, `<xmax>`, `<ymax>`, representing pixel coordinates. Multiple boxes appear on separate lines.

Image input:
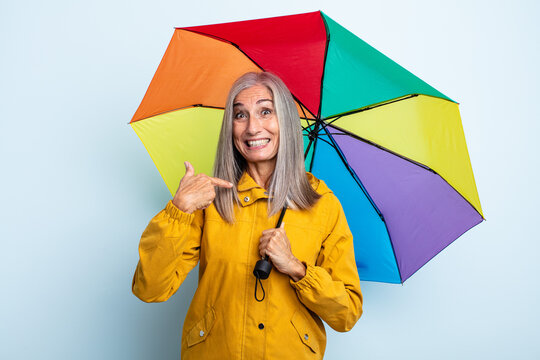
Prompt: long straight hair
<box><xmin>213</xmin><ymin>71</ymin><xmax>321</xmax><ymax>223</ymax></box>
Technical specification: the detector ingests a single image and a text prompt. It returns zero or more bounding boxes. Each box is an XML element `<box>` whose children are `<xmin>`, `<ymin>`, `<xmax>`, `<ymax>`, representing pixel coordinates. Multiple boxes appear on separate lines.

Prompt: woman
<box><xmin>132</xmin><ymin>72</ymin><xmax>363</xmax><ymax>359</ymax></box>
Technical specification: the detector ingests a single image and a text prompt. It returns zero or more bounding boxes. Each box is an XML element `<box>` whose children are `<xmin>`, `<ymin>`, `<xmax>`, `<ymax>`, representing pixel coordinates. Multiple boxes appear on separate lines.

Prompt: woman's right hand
<box><xmin>172</xmin><ymin>161</ymin><xmax>234</xmax><ymax>214</ymax></box>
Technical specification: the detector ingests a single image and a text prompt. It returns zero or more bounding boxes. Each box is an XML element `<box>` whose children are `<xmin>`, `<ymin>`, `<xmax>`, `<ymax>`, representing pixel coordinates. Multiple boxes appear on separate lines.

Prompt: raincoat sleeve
<box><xmin>290</xmin><ymin>194</ymin><xmax>363</xmax><ymax>332</ymax></box>
<box><xmin>132</xmin><ymin>200</ymin><xmax>203</xmax><ymax>303</ymax></box>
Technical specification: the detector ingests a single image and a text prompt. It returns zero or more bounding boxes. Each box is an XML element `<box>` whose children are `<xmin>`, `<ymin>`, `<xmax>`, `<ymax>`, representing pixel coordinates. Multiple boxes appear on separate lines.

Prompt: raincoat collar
<box><xmin>236</xmin><ymin>171</ymin><xmax>331</xmax><ymax>207</ymax></box>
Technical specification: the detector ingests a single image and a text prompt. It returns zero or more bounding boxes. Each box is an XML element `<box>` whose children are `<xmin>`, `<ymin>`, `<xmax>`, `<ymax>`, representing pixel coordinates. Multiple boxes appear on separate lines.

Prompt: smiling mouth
<box><xmin>245</xmin><ymin>139</ymin><xmax>270</xmax><ymax>147</ymax></box>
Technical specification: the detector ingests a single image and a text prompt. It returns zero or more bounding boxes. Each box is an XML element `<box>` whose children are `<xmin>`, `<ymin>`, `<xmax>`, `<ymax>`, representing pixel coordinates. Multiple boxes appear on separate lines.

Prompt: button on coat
<box><xmin>132</xmin><ymin>172</ymin><xmax>363</xmax><ymax>359</ymax></box>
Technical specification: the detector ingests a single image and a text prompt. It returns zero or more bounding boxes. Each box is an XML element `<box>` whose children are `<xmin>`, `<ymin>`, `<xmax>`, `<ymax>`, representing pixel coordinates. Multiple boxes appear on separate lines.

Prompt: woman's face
<box><xmin>232</xmin><ymin>84</ymin><xmax>280</xmax><ymax>167</ymax></box>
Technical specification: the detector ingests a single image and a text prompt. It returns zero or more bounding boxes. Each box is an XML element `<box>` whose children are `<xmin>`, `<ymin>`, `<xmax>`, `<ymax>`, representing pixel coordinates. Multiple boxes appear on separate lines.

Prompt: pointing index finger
<box><xmin>210</xmin><ymin>177</ymin><xmax>234</xmax><ymax>188</ymax></box>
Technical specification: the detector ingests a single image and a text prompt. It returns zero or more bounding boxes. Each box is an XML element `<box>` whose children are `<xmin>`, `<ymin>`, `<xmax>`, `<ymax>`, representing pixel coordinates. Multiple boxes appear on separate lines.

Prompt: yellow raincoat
<box><xmin>132</xmin><ymin>171</ymin><xmax>363</xmax><ymax>359</ymax></box>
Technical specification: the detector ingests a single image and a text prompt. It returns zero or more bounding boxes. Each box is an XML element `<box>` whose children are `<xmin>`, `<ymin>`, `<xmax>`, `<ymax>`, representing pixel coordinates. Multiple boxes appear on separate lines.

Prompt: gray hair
<box><xmin>213</xmin><ymin>71</ymin><xmax>321</xmax><ymax>223</ymax></box>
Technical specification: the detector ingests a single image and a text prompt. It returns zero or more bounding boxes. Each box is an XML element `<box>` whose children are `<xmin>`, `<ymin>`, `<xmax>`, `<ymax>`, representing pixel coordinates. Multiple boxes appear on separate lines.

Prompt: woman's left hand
<box><xmin>258</xmin><ymin>223</ymin><xmax>306</xmax><ymax>281</ymax></box>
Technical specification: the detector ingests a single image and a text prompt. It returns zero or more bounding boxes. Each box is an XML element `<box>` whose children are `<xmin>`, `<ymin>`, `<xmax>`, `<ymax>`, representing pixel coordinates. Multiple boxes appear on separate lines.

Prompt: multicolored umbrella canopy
<box><xmin>130</xmin><ymin>11</ymin><xmax>484</xmax><ymax>283</ymax></box>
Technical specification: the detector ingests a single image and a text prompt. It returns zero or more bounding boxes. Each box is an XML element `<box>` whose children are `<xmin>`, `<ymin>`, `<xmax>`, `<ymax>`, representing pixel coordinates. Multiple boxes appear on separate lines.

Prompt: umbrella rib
<box><xmin>320</xmin><ymin>126</ymin><xmax>384</xmax><ymax>221</ymax></box>
<box><xmin>304</xmin><ymin>133</ymin><xmax>336</xmax><ymax>150</ymax></box>
<box><xmin>320</xmin><ymin>126</ymin><xmax>404</xmax><ymax>283</ymax></box>
<box><xmin>309</xmin><ymin>129</ymin><xmax>318</xmax><ymax>173</ymax></box>
<box><xmin>303</xmin><ymin>95</ymin><xmax>418</xmax><ymax>129</ymax></box>
<box><xmin>304</xmin><ymin>137</ymin><xmax>314</xmax><ymax>160</ymax></box>
<box><xmin>322</xmin><ymin>95</ymin><xmax>419</xmax><ymax>123</ymax></box>
<box><xmin>298</xmin><ymin>101</ymin><xmax>308</xmax><ymax>119</ymax></box>
<box><xmin>301</xmin><ymin>120</ymin><xmax>318</xmax><ymax>132</ymax></box>
<box><xmin>324</xmin><ymin>123</ymin><xmax>435</xmax><ymax>173</ymax></box>
<box><xmin>129</xmin><ymin>104</ymin><xmax>226</xmax><ymax>124</ymax></box>
<box><xmin>319</xmin><ymin>115</ymin><xmax>343</xmax><ymax>129</ymax></box>
<box><xmin>132</xmin><ymin>103</ymin><xmax>313</xmax><ymax>125</ymax></box>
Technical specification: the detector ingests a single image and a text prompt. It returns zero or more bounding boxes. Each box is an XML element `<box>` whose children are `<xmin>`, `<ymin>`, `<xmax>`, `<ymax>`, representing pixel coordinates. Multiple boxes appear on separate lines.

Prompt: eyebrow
<box><xmin>233</xmin><ymin>98</ymin><xmax>274</xmax><ymax>107</ymax></box>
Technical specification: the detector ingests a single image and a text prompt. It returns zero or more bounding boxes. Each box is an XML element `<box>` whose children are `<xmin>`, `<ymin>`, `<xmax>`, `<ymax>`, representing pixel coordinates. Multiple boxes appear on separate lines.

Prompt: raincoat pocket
<box><xmin>186</xmin><ymin>307</ymin><xmax>216</xmax><ymax>348</ymax></box>
<box><xmin>291</xmin><ymin>309</ymin><xmax>319</xmax><ymax>354</ymax></box>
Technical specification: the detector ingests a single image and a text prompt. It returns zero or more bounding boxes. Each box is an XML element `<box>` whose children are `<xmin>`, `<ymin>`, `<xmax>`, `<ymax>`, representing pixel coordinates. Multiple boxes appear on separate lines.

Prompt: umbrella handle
<box><xmin>252</xmin><ymin>206</ymin><xmax>287</xmax><ymax>299</ymax></box>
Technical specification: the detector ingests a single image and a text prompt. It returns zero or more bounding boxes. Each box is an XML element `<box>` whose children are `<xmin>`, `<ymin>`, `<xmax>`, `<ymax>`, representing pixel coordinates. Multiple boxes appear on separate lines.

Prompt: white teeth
<box><xmin>247</xmin><ymin>139</ymin><xmax>270</xmax><ymax>147</ymax></box>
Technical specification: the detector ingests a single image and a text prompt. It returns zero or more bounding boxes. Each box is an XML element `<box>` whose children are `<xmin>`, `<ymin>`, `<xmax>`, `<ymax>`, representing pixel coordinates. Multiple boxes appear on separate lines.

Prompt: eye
<box><xmin>234</xmin><ymin>112</ymin><xmax>246</xmax><ymax>119</ymax></box>
<box><xmin>261</xmin><ymin>109</ymin><xmax>272</xmax><ymax>116</ymax></box>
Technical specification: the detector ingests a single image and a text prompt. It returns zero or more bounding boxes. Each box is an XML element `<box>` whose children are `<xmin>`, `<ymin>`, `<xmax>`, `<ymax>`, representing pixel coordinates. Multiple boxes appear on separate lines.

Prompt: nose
<box><xmin>246</xmin><ymin>116</ymin><xmax>262</xmax><ymax>135</ymax></box>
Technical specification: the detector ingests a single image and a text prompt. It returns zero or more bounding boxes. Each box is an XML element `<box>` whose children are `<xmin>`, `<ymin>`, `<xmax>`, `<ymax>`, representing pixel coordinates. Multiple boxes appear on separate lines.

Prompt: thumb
<box><xmin>184</xmin><ymin>161</ymin><xmax>195</xmax><ymax>177</ymax></box>
<box><xmin>279</xmin><ymin>221</ymin><xmax>285</xmax><ymax>229</ymax></box>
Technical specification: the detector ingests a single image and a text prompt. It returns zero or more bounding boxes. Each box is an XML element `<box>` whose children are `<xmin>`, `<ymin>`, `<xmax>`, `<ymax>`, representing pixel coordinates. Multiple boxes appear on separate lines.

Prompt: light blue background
<box><xmin>1</xmin><ymin>0</ymin><xmax>539</xmax><ymax>359</ymax></box>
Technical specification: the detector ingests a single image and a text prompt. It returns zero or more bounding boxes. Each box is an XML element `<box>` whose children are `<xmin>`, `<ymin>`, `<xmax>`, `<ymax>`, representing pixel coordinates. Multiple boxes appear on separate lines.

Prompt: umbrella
<box><xmin>129</xmin><ymin>10</ymin><xmax>484</xmax><ymax>283</ymax></box>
